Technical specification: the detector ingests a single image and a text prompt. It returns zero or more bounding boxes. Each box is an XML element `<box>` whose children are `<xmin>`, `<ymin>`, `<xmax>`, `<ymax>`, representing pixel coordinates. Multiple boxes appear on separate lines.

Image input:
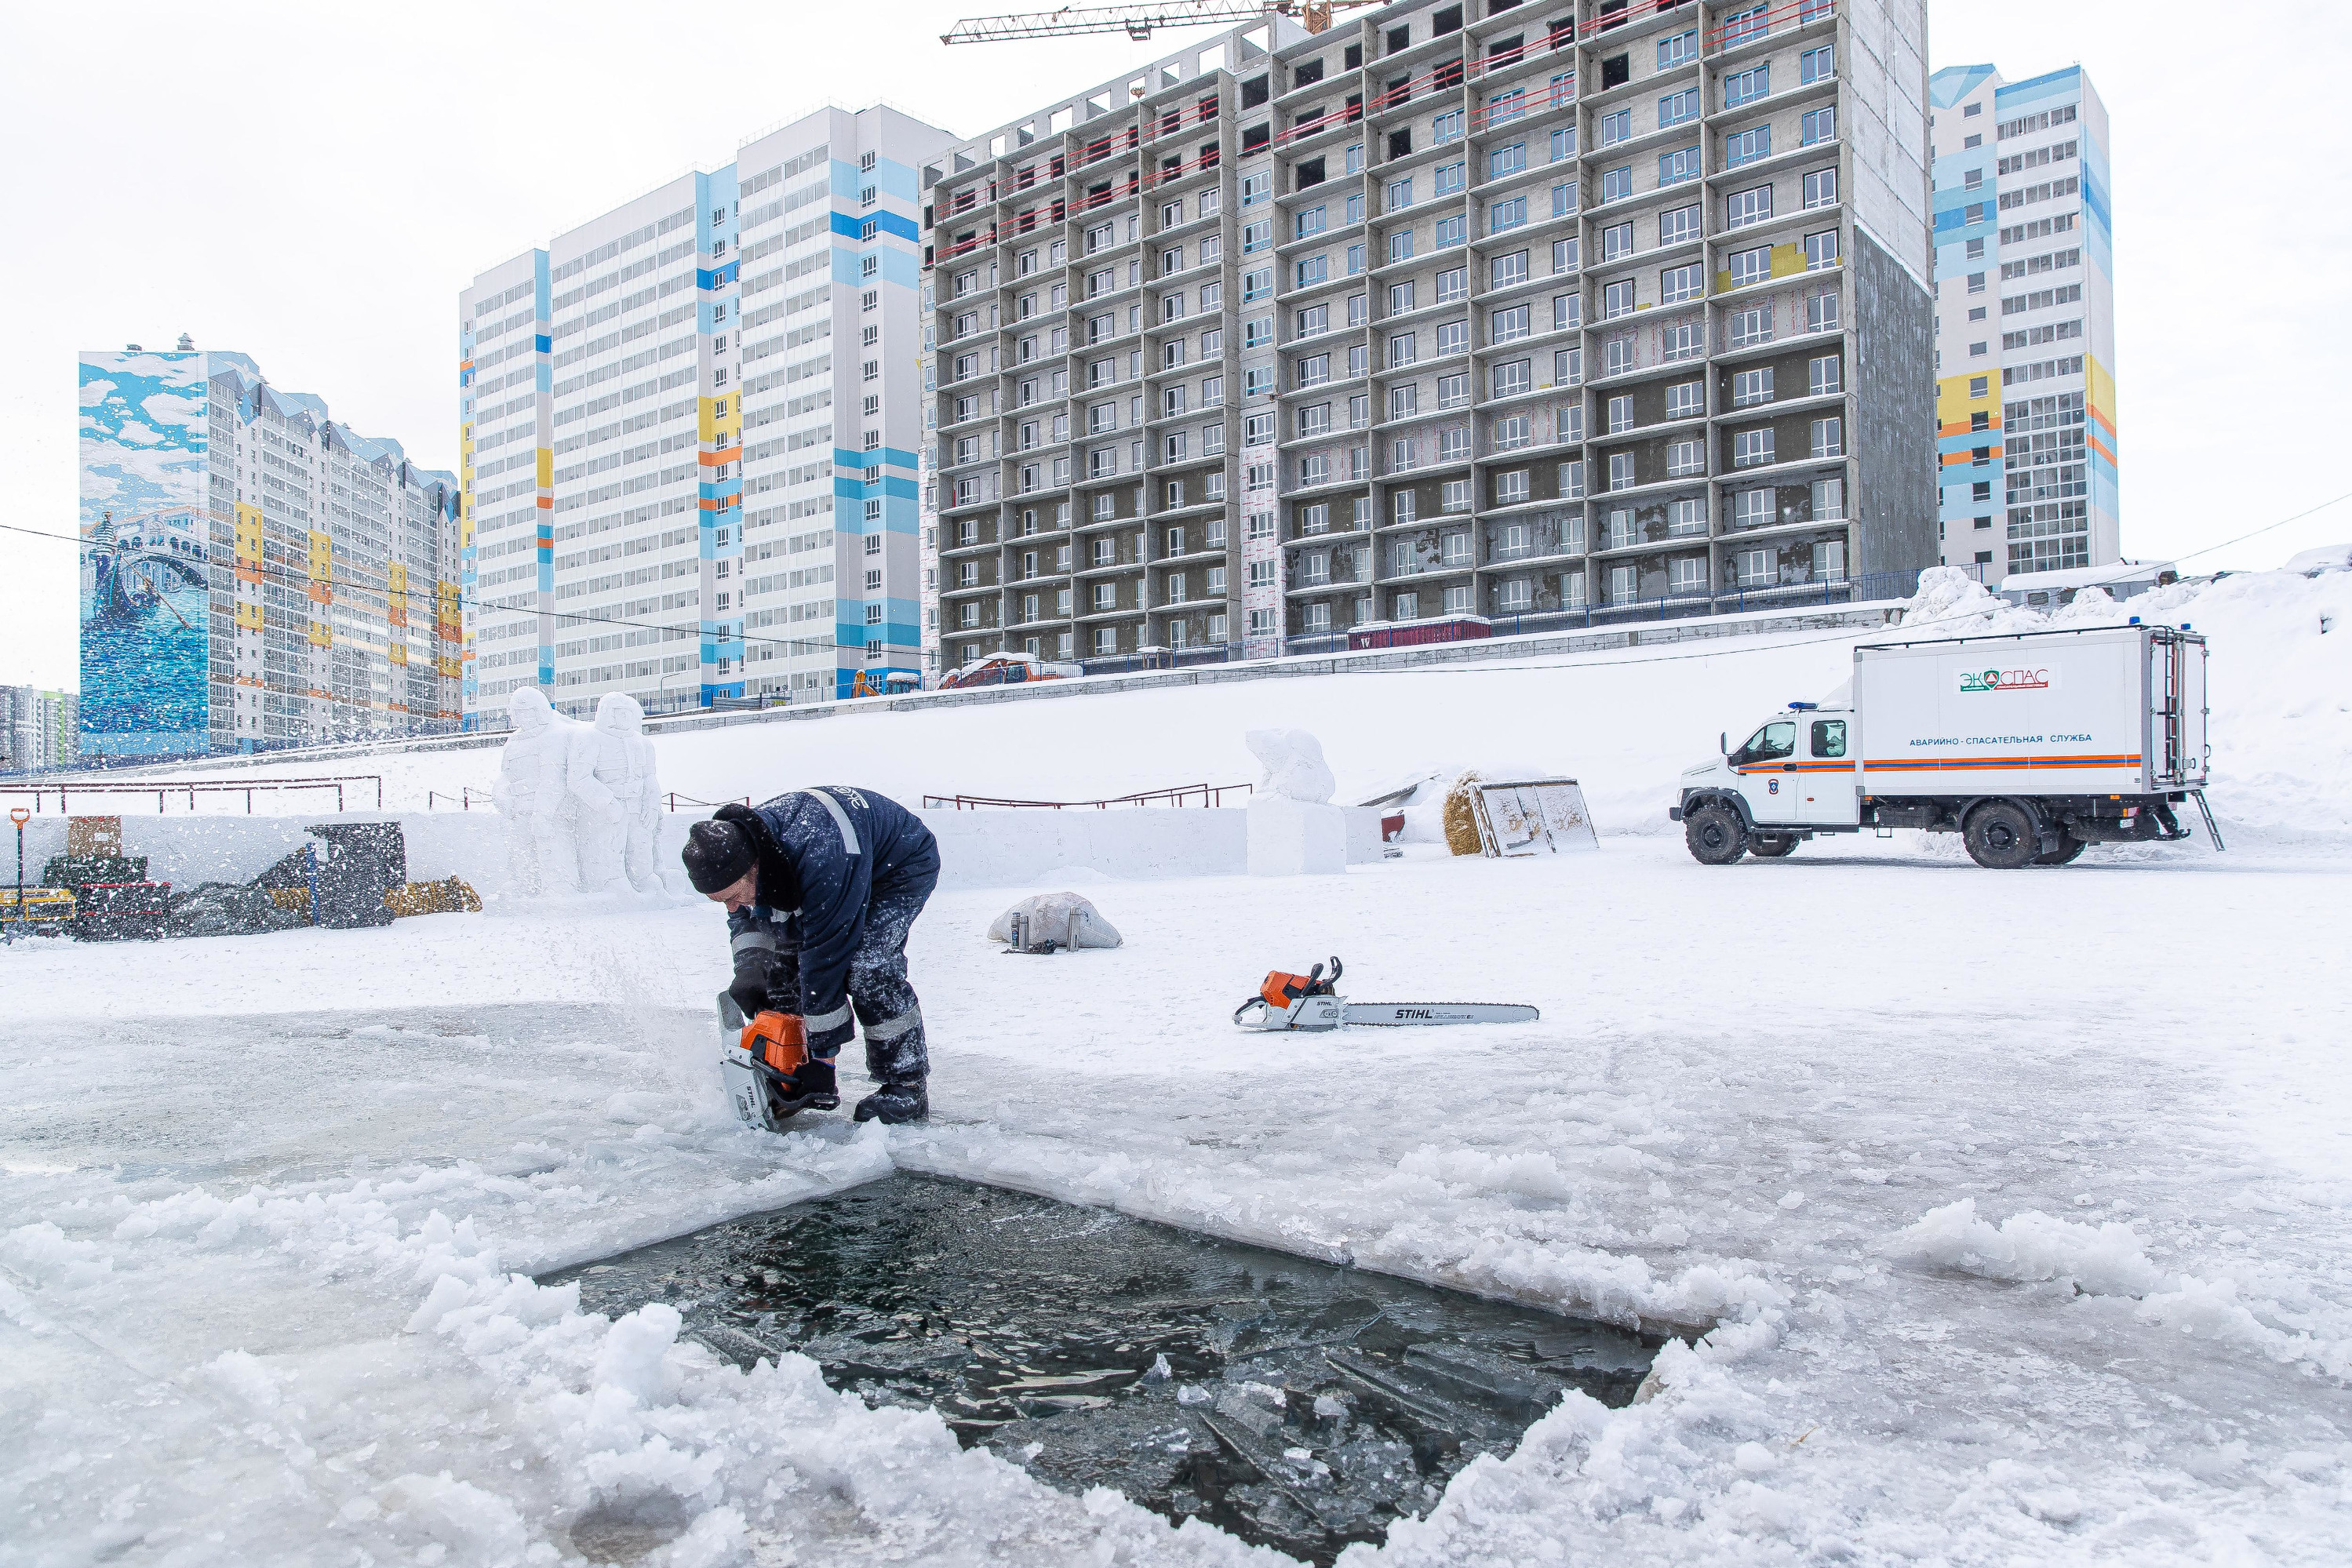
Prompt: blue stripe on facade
<box><xmin>834</xmin><ymin>446</ymin><xmax>920</xmax><ymax>470</ymax></box>
<box><xmin>534</xmin><ymin>334</ymin><xmax>552</xmax><ymax>354</ymax></box>
<box><xmin>696</xmin><ymin>260</ymin><xmax>741</xmax><ymax>289</ymax></box>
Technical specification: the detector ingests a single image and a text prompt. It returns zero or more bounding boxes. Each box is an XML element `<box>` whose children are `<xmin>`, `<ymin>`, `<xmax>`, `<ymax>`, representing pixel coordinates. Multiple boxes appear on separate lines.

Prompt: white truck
<box><xmin>1670</xmin><ymin>622</ymin><xmax>2215</xmax><ymax>868</ymax></box>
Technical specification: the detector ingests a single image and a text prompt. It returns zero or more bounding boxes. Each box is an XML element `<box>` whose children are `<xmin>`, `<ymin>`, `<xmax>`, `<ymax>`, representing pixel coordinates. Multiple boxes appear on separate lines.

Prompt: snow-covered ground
<box><xmin>7</xmin><ymin>568</ymin><xmax>2352</xmax><ymax>1565</ymax></box>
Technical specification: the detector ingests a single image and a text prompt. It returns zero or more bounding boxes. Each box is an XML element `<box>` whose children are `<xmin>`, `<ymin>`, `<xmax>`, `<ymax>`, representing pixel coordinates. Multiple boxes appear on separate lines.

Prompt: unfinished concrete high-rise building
<box><xmin>919</xmin><ymin>0</ymin><xmax>1935</xmax><ymax>676</ymax></box>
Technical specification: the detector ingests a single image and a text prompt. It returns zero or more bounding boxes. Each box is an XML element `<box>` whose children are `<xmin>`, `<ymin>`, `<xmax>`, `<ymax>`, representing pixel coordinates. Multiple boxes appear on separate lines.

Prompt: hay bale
<box><xmin>384</xmin><ymin>876</ymin><xmax>482</xmax><ymax>918</ymax></box>
<box><xmin>1441</xmin><ymin>772</ymin><xmax>1486</xmax><ymax>857</ymax></box>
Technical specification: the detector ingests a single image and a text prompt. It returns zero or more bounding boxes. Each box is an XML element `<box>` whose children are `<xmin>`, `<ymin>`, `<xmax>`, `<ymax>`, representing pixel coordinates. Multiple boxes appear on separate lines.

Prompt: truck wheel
<box><xmin>1684</xmin><ymin>804</ymin><xmax>1748</xmax><ymax>864</ymax></box>
<box><xmin>1964</xmin><ymin>802</ymin><xmax>2041</xmax><ymax>869</ymax></box>
<box><xmin>2033</xmin><ymin>835</ymin><xmax>2088</xmax><ymax>866</ymax></box>
<box><xmin>1749</xmin><ymin>835</ymin><xmax>1798</xmax><ymax>858</ymax></box>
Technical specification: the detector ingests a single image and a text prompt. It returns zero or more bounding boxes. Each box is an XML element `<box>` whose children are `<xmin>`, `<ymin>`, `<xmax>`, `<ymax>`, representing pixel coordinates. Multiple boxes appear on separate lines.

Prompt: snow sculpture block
<box><xmin>1245</xmin><ymin>727</ymin><xmax>1337</xmax><ymax>803</ymax></box>
<box><xmin>490</xmin><ymin>688</ymin><xmax>668</xmax><ymax>899</ymax></box>
<box><xmin>986</xmin><ymin>892</ymin><xmax>1123</xmax><ymax>948</ymax></box>
<box><xmin>1245</xmin><ymin>728</ymin><xmax>1345</xmax><ymax>876</ymax></box>
<box><xmin>579</xmin><ymin>693</ymin><xmax>665</xmax><ymax>893</ymax></box>
<box><xmin>492</xmin><ymin>688</ymin><xmax>577</xmax><ymax>897</ymax></box>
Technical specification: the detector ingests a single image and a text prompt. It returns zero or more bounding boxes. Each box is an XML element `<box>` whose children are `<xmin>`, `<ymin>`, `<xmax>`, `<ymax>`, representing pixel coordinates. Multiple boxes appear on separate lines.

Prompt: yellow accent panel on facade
<box><xmin>308</xmin><ymin>619</ymin><xmax>333</xmax><ymax>649</ymax></box>
<box><xmin>1935</xmin><ymin>368</ymin><xmax>1997</xmax><ymax>424</ymax></box>
<box><xmin>234</xmin><ymin>504</ymin><xmax>264</xmax><ymax>560</ymax></box>
<box><xmin>698</xmin><ymin>397</ymin><xmax>742</xmax><ymax>446</ymax></box>
<box><xmin>235</xmin><ymin>600</ymin><xmax>264</xmax><ymax>631</ymax></box>
<box><xmin>536</xmin><ymin>449</ymin><xmax>554</xmax><ymax>489</ymax></box>
<box><xmin>389</xmin><ymin>643</ymin><xmax>408</xmax><ymax>667</ymax></box>
<box><xmin>2084</xmin><ymin>353</ymin><xmax>2117</xmax><ymax>431</ymax></box>
<box><xmin>1712</xmin><ymin>244</ymin><xmax>1806</xmax><ymax>296</ymax></box>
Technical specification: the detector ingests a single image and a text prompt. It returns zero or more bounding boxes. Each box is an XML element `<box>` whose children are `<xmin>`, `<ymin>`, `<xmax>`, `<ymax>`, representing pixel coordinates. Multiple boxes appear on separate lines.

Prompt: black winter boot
<box><xmin>852</xmin><ymin>1079</ymin><xmax>929</xmax><ymax>1124</ymax></box>
<box><xmin>853</xmin><ymin>1013</ymin><xmax>929</xmax><ymax>1124</ymax></box>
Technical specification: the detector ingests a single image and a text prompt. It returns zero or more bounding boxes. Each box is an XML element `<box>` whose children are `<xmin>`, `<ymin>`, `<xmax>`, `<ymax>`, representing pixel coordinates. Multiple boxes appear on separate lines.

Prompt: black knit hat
<box><xmin>682</xmin><ymin>819</ymin><xmax>758</xmax><ymax>894</ymax></box>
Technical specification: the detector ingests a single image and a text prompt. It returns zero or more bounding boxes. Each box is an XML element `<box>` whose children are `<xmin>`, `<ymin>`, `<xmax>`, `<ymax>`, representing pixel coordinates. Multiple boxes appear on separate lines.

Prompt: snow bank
<box><xmin>108</xmin><ymin>566</ymin><xmax>2351</xmax><ymax>854</ymax></box>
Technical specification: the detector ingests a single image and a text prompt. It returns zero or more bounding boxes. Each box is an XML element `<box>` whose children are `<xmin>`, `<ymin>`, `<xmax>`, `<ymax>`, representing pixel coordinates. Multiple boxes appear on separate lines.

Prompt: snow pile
<box><xmin>1880</xmin><ymin>1197</ymin><xmax>2165</xmax><ymax>1295</ymax></box>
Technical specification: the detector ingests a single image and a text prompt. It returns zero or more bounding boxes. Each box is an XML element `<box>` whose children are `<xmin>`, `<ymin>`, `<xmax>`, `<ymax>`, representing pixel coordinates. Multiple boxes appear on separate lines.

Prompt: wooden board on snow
<box><xmin>1470</xmin><ymin>780</ymin><xmax>1599</xmax><ymax>857</ymax></box>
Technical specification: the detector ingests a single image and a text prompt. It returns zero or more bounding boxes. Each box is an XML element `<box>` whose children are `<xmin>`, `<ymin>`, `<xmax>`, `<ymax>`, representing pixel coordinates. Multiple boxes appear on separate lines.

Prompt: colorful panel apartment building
<box><xmin>919</xmin><ymin>0</ymin><xmax>1939</xmax><ymax>676</ymax></box>
<box><xmin>78</xmin><ymin>347</ymin><xmax>461</xmax><ymax>759</ymax></box>
<box><xmin>459</xmin><ymin>104</ymin><xmax>956</xmax><ymax>722</ymax></box>
<box><xmin>1928</xmin><ymin>64</ymin><xmax>2116</xmax><ymax>586</ymax></box>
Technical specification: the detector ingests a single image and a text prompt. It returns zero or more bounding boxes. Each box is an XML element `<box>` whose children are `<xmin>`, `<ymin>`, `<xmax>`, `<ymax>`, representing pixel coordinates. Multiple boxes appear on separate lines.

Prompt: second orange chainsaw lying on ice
<box><xmin>1232</xmin><ymin>957</ymin><xmax>1541</xmax><ymax>1031</ymax></box>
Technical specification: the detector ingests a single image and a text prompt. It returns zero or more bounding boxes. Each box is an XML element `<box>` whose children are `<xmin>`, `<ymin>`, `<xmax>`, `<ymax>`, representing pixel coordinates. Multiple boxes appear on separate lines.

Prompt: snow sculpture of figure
<box><xmin>588</xmin><ymin>692</ymin><xmax>664</xmax><ymax>893</ymax></box>
<box><xmin>568</xmin><ymin>701</ymin><xmax>629</xmax><ymax>893</ymax></box>
<box><xmin>492</xmin><ymin>688</ymin><xmax>578</xmax><ymax>896</ymax></box>
<box><xmin>1244</xmin><ymin>727</ymin><xmax>1346</xmax><ymax>876</ymax></box>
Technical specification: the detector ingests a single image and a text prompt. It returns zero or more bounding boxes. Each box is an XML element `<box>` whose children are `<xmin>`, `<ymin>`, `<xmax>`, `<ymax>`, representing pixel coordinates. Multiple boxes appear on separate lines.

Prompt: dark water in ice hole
<box><xmin>547</xmin><ymin>1174</ymin><xmax>1660</xmax><ymax>1564</ymax></box>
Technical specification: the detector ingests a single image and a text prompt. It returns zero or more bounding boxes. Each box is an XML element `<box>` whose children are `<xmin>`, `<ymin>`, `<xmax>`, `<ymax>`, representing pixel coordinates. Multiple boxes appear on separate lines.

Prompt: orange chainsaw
<box><xmin>1232</xmin><ymin>956</ymin><xmax>1541</xmax><ymax>1031</ymax></box>
<box><xmin>717</xmin><ymin>992</ymin><xmax>836</xmax><ymax>1130</ymax></box>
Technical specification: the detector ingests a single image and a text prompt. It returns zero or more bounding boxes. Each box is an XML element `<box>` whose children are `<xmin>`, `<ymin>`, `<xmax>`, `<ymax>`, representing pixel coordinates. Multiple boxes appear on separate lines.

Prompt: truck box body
<box><xmin>1854</xmin><ymin>625</ymin><xmax>2208</xmax><ymax>799</ymax></box>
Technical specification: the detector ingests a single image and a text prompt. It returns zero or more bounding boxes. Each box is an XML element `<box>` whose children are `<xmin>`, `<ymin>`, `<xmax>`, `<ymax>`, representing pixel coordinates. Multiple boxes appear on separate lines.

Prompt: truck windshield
<box><xmin>1739</xmin><ymin>722</ymin><xmax>1796</xmax><ymax>763</ymax></box>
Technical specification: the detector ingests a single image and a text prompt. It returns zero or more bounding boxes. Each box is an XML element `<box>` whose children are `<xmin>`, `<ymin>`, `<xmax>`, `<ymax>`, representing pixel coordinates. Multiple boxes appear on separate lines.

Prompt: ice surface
<box><xmin>7</xmin><ymin>570</ymin><xmax>2352</xmax><ymax>1563</ymax></box>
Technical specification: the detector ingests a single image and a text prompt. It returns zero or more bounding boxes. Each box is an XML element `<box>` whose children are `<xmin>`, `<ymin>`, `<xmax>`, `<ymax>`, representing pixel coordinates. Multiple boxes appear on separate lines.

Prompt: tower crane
<box><xmin>941</xmin><ymin>0</ymin><xmax>1378</xmax><ymax>46</ymax></box>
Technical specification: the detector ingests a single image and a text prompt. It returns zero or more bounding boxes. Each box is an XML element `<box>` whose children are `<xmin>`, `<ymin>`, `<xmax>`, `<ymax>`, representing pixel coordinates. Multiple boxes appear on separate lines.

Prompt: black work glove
<box><xmin>730</xmin><ymin>948</ymin><xmax>781</xmax><ymax>1017</ymax></box>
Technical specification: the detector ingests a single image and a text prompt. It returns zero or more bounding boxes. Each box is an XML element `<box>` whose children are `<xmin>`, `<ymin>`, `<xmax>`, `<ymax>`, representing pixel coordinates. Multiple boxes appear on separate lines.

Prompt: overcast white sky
<box><xmin>4</xmin><ymin>0</ymin><xmax>2346</xmax><ymax>689</ymax></box>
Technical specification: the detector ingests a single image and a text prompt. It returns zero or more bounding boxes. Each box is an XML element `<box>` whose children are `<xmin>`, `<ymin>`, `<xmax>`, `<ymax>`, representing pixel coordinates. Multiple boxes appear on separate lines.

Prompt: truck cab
<box><xmin>1673</xmin><ymin>702</ymin><xmax>1858</xmax><ymax>860</ymax></box>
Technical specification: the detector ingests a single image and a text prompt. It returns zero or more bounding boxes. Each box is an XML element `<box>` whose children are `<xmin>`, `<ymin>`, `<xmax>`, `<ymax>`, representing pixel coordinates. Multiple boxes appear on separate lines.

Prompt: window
<box><xmin>1811</xmin><ymin>478</ymin><xmax>1845</xmax><ymax>523</ymax></box>
<box><xmin>1804</xmin><ymin>229</ymin><xmax>1840</xmax><ymax>271</ymax></box>
<box><xmin>1244</xmin><ymin>413</ymin><xmax>1276</xmax><ymax>446</ymax></box>
<box><xmin>1800</xmin><ymin>105</ymin><xmax>1836</xmax><ymax>147</ymax></box>
<box><xmin>1433</xmin><ymin>108</ymin><xmax>1464</xmax><ymax>142</ymax></box>
<box><xmin>1602</xmin><ymin>279</ymin><xmax>1637</xmax><ymax>319</ymax></box>
<box><xmin>1669</xmin><ymin>556</ymin><xmax>1706</xmax><ymax>597</ymax></box>
<box><xmin>1803</xmin><ymin>168</ymin><xmax>1838</xmax><ymax>210</ymax></box>
<box><xmin>1491</xmin><ymin>250</ymin><xmax>1529</xmax><ymax>288</ymax></box>
<box><xmin>1658</xmin><ymin>89</ymin><xmax>1700</xmax><ymax>129</ymax></box>
<box><xmin>1493</xmin><ymin>413</ymin><xmax>1530</xmax><ymax>450</ymax></box>
<box><xmin>1388</xmin><ymin>228</ymin><xmax>1415</xmax><ymax>264</ymax></box>
<box><xmin>1607</xmin><ymin>395</ymin><xmax>1634</xmax><ymax>433</ymax></box>
<box><xmin>1724</xmin><ymin>126</ymin><xmax>1771</xmax><ymax>166</ymax></box>
<box><xmin>1436</xmin><ymin>266</ymin><xmax>1469</xmax><ymax>304</ymax></box>
<box><xmin>1724</xmin><ymin>65</ymin><xmax>1770</xmax><ymax>107</ymax></box>
<box><xmin>1598</xmin><ymin>110</ymin><xmax>1631</xmax><ymax>147</ymax></box>
<box><xmin>1600</xmin><ymin>166</ymin><xmax>1633</xmax><ymax>203</ymax></box>
<box><xmin>1732</xmin><ymin>366</ymin><xmax>1773</xmax><ymax>407</ymax></box>
<box><xmin>1438</xmin><ymin>373</ymin><xmax>1471</xmax><ymax>409</ymax></box>
<box><xmin>1560</xmin><ymin>458</ymin><xmax>1586</xmax><ymax>498</ymax></box>
<box><xmin>1727</xmin><ymin>246</ymin><xmax>1773</xmax><ymax>290</ymax></box>
<box><xmin>1808</xmin><ymin>290</ymin><xmax>1840</xmax><ymax>333</ymax></box>
<box><xmin>1661</xmin><ymin>262</ymin><xmax>1702</xmax><ymax>304</ymax></box>
<box><xmin>1726</xmin><ymin>186</ymin><xmax>1773</xmax><ymax>228</ymax></box>
<box><xmin>1491</xmin><ymin>304</ymin><xmax>1531</xmax><ymax>343</ymax></box>
<box><xmin>1600</xmin><ymin>221</ymin><xmax>1634</xmax><ymax>262</ymax></box>
<box><xmin>1489</xmin><ymin>198</ymin><xmax>1527</xmax><ymax>234</ymax></box>
<box><xmin>1554</xmin><ymin>292</ymin><xmax>1582</xmax><ymax>330</ymax></box>
<box><xmin>1495</xmin><ymin>469</ymin><xmax>1530</xmax><ymax>504</ymax></box>
<box><xmin>1800</xmin><ymin>43</ymin><xmax>1834</xmax><ymax>84</ymax></box>
<box><xmin>1491</xmin><ymin>141</ymin><xmax>1528</xmax><ymax>177</ymax></box>
<box><xmin>1433</xmin><ymin>161</ymin><xmax>1466</xmax><ymax>196</ymax></box>
<box><xmin>1491</xmin><ymin>358</ymin><xmax>1531</xmax><ymax>397</ymax></box>
<box><xmin>1667</xmin><ymin>438</ymin><xmax>1704</xmax><ymax>478</ymax></box>
<box><xmin>1734</xmin><ymin>488</ymin><xmax>1775</xmax><ymax>529</ymax></box>
<box><xmin>1434</xmin><ymin>213</ymin><xmax>1465</xmax><ymax>246</ymax></box>
<box><xmin>1808</xmin><ymin>355</ymin><xmax>1841</xmax><ymax>396</ymax></box>
<box><xmin>1658</xmin><ymin>204</ymin><xmax>1701</xmax><ymax>248</ymax></box>
<box><xmin>1728</xmin><ymin>304</ymin><xmax>1772</xmax><ymax>347</ymax></box>
<box><xmin>1658</xmin><ymin>28</ymin><xmax>1697</xmax><ymax>67</ymax></box>
<box><xmin>1554</xmin><ymin>347</ymin><xmax>1582</xmax><ymax>386</ymax></box>
<box><xmin>1436</xmin><ymin>319</ymin><xmax>1469</xmax><ymax>355</ymax></box>
<box><xmin>1733</xmin><ymin>428</ymin><xmax>1775</xmax><ymax>467</ymax></box>
<box><xmin>1604</xmin><ymin>334</ymin><xmax>1634</xmax><ymax>377</ymax></box>
<box><xmin>1296</xmin><ymin>255</ymin><xmax>1329</xmax><ymax>288</ymax></box>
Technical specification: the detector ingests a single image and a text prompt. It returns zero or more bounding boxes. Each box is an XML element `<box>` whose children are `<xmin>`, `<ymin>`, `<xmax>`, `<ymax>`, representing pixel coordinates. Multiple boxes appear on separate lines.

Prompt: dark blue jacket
<box><xmin>722</xmin><ymin>788</ymin><xmax>938</xmax><ymax>1035</ymax></box>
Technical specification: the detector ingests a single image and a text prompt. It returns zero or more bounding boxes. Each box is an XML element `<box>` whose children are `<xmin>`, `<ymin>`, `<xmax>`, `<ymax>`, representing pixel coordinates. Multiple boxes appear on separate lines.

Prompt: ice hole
<box><xmin>548</xmin><ymin>1173</ymin><xmax>1661</xmax><ymax>1563</ymax></box>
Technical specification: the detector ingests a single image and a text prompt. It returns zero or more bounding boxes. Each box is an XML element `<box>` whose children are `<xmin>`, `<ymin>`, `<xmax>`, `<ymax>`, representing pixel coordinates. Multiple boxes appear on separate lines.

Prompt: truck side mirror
<box><xmin>1719</xmin><ymin>731</ymin><xmax>1727</xmax><ymax>756</ymax></box>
